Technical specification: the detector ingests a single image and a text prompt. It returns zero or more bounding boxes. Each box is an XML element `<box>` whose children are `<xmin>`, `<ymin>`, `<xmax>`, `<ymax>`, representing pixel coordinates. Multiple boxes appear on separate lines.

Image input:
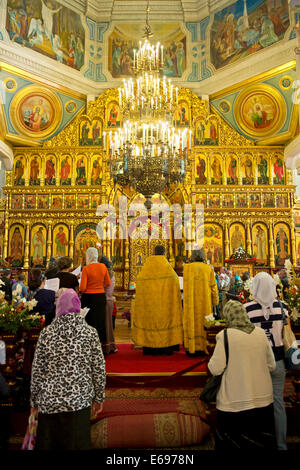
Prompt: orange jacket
<box><xmin>80</xmin><ymin>263</ymin><xmax>111</xmax><ymax>294</ymax></box>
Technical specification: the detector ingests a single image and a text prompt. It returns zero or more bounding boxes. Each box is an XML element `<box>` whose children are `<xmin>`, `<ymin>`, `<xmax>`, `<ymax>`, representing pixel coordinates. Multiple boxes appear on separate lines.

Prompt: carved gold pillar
<box><xmin>69</xmin><ymin>222</ymin><xmax>74</xmax><ymax>260</ymax></box>
<box><xmin>169</xmin><ymin>212</ymin><xmax>175</xmax><ymax>268</ymax></box>
<box><xmin>46</xmin><ymin>221</ymin><xmax>53</xmax><ymax>266</ymax></box>
<box><xmin>290</xmin><ymin>215</ymin><xmax>297</xmax><ymax>265</ymax></box>
<box><xmin>224</xmin><ymin>221</ymin><xmax>230</xmax><ymax>260</ymax></box>
<box><xmin>23</xmin><ymin>220</ymin><xmax>30</xmax><ymax>270</ymax></box>
<box><xmin>246</xmin><ymin>221</ymin><xmax>252</xmax><ymax>255</ymax></box>
<box><xmin>269</xmin><ymin>222</ymin><xmax>275</xmax><ymax>269</ymax></box>
<box><xmin>3</xmin><ymin>218</ymin><xmax>9</xmax><ymax>260</ymax></box>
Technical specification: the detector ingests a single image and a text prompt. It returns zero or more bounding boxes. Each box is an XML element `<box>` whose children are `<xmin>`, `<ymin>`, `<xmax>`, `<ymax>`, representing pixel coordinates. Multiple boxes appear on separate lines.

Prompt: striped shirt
<box><xmin>244</xmin><ymin>300</ymin><xmax>288</xmax><ymax>362</ymax></box>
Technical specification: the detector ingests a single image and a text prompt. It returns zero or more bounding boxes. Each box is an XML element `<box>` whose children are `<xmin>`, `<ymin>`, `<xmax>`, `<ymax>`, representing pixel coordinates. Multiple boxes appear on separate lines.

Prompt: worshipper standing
<box><xmin>219</xmin><ymin>266</ymin><xmax>230</xmax><ymax>314</ymax></box>
<box><xmin>0</xmin><ymin>269</ymin><xmax>13</xmax><ymax>302</ymax></box>
<box><xmin>131</xmin><ymin>245</ymin><xmax>183</xmax><ymax>356</ymax></box>
<box><xmin>244</xmin><ymin>272</ymin><xmax>288</xmax><ymax>451</ymax></box>
<box><xmin>57</xmin><ymin>256</ymin><xmax>79</xmax><ymax>292</ymax></box>
<box><xmin>183</xmin><ymin>249</ymin><xmax>219</xmax><ymax>356</ymax></box>
<box><xmin>99</xmin><ymin>257</ymin><xmax>118</xmax><ymax>355</ymax></box>
<box><xmin>277</xmin><ymin>269</ymin><xmax>290</xmax><ymax>300</ymax></box>
<box><xmin>28</xmin><ymin>269</ymin><xmax>55</xmax><ymax>326</ymax></box>
<box><xmin>208</xmin><ymin>300</ymin><xmax>276</xmax><ymax>450</ymax></box>
<box><xmin>80</xmin><ymin>247</ymin><xmax>111</xmax><ymax>345</ymax></box>
<box><xmin>12</xmin><ymin>273</ymin><xmax>28</xmax><ymax>305</ymax></box>
<box><xmin>30</xmin><ymin>289</ymin><xmax>106</xmax><ymax>450</ymax></box>
<box><xmin>45</xmin><ymin>257</ymin><xmax>59</xmax><ymax>280</ymax></box>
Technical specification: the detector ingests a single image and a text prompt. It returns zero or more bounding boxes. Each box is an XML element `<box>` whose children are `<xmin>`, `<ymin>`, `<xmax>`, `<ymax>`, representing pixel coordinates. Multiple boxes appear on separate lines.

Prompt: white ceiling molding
<box><xmin>0</xmin><ymin>140</ymin><xmax>13</xmax><ymax>171</ymax></box>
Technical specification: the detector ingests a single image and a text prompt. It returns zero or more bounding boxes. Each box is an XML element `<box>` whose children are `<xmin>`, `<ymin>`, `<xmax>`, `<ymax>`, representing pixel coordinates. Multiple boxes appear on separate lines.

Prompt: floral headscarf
<box><xmin>223</xmin><ymin>300</ymin><xmax>255</xmax><ymax>334</ymax></box>
<box><xmin>56</xmin><ymin>288</ymin><xmax>81</xmax><ymax>317</ymax></box>
<box><xmin>86</xmin><ymin>247</ymin><xmax>99</xmax><ymax>265</ymax></box>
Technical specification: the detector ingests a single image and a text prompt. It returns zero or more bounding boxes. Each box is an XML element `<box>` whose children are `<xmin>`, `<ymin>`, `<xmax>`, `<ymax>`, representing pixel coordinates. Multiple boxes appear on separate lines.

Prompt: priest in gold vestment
<box><xmin>183</xmin><ymin>249</ymin><xmax>219</xmax><ymax>355</ymax></box>
<box><xmin>131</xmin><ymin>245</ymin><xmax>183</xmax><ymax>355</ymax></box>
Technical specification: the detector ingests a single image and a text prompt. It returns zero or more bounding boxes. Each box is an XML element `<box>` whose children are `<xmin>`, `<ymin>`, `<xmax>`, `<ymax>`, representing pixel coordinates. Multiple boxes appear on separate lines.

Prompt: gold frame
<box><xmin>234</xmin><ymin>84</ymin><xmax>286</xmax><ymax>139</ymax></box>
<box><xmin>10</xmin><ymin>85</ymin><xmax>62</xmax><ymax>140</ymax></box>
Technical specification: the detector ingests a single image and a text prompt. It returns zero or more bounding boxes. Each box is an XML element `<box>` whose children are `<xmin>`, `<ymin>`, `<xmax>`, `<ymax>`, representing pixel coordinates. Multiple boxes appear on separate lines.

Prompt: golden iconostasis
<box><xmin>2</xmin><ymin>87</ymin><xmax>296</xmax><ymax>289</ymax></box>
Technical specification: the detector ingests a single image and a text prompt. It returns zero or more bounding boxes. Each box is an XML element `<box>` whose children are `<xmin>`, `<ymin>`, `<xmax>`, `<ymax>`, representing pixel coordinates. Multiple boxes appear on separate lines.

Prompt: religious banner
<box><xmin>252</xmin><ymin>223</ymin><xmax>268</xmax><ymax>266</ymax></box>
<box><xmin>53</xmin><ymin>225</ymin><xmax>69</xmax><ymax>258</ymax></box>
<box><xmin>274</xmin><ymin>223</ymin><xmax>290</xmax><ymax>267</ymax></box>
<box><xmin>229</xmin><ymin>223</ymin><xmax>245</xmax><ymax>253</ymax></box>
<box><xmin>31</xmin><ymin>225</ymin><xmax>47</xmax><ymax>267</ymax></box>
<box><xmin>9</xmin><ymin>224</ymin><xmax>24</xmax><ymax>267</ymax></box>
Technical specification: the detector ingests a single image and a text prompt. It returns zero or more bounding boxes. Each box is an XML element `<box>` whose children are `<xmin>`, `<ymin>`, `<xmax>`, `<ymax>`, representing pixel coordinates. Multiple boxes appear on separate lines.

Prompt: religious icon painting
<box><xmin>195</xmin><ymin>155</ymin><xmax>207</xmax><ymax>185</ymax></box>
<box><xmin>294</xmin><ymin>210</ymin><xmax>300</xmax><ymax>229</ymax></box>
<box><xmin>91</xmin><ymin>195</ymin><xmax>102</xmax><ymax>210</ymax></box>
<box><xmin>249</xmin><ymin>193</ymin><xmax>261</xmax><ymax>208</ymax></box>
<box><xmin>204</xmin><ymin>224</ymin><xmax>223</xmax><ymax>267</ymax></box>
<box><xmin>170</xmin><ymin>189</ymin><xmax>184</xmax><ymax>206</ymax></box>
<box><xmin>210</xmin><ymin>155</ymin><xmax>223</xmax><ymax>184</ymax></box>
<box><xmin>241</xmin><ymin>155</ymin><xmax>254</xmax><ymax>185</ymax></box>
<box><xmin>51</xmin><ymin>195</ymin><xmax>63</xmax><ymax>209</ymax></box>
<box><xmin>229</xmin><ymin>223</ymin><xmax>245</xmax><ymax>254</ymax></box>
<box><xmin>194</xmin><ymin>118</ymin><xmax>218</xmax><ymax>146</ymax></box>
<box><xmin>274</xmin><ymin>223</ymin><xmax>290</xmax><ymax>267</ymax></box>
<box><xmin>9</xmin><ymin>224</ymin><xmax>24</xmax><ymax>267</ymax></box>
<box><xmin>276</xmin><ymin>194</ymin><xmax>289</xmax><ymax>208</ymax></box>
<box><xmin>11</xmin><ymin>194</ymin><xmax>23</xmax><ymax>209</ymax></box>
<box><xmin>30</xmin><ymin>225</ymin><xmax>47</xmax><ymax>267</ymax></box>
<box><xmin>257</xmin><ymin>154</ymin><xmax>269</xmax><ymax>185</ymax></box>
<box><xmin>112</xmin><ymin>239</ymin><xmax>123</xmax><ymax>269</ymax></box>
<box><xmin>75</xmin><ymin>155</ymin><xmax>87</xmax><ymax>185</ymax></box>
<box><xmin>106</xmin><ymin>101</ymin><xmax>121</xmax><ymax>128</ymax></box>
<box><xmin>53</xmin><ymin>225</ymin><xmax>69</xmax><ymax>258</ymax></box>
<box><xmin>208</xmin><ymin>193</ymin><xmax>220</xmax><ymax>208</ymax></box>
<box><xmin>78</xmin><ymin>195</ymin><xmax>89</xmax><ymax>209</ymax></box>
<box><xmin>252</xmin><ymin>223</ymin><xmax>268</xmax><ymax>266</ymax></box>
<box><xmin>37</xmin><ymin>194</ymin><xmax>50</xmax><ymax>210</ymax></box>
<box><xmin>175</xmin><ymin>239</ymin><xmax>186</xmax><ymax>270</ymax></box>
<box><xmin>222</xmin><ymin>194</ymin><xmax>234</xmax><ymax>208</ymax></box>
<box><xmin>29</xmin><ymin>155</ymin><xmax>41</xmax><ymax>186</ymax></box>
<box><xmin>24</xmin><ymin>194</ymin><xmax>36</xmax><ymax>210</ymax></box>
<box><xmin>235</xmin><ymin>193</ymin><xmax>247</xmax><ymax>208</ymax></box>
<box><xmin>80</xmin><ymin>119</ymin><xmax>102</xmax><ymax>146</ymax></box>
<box><xmin>45</xmin><ymin>155</ymin><xmax>56</xmax><ymax>186</ymax></box>
<box><xmin>273</xmin><ymin>155</ymin><xmax>285</xmax><ymax>185</ymax></box>
<box><xmin>91</xmin><ymin>156</ymin><xmax>102</xmax><ymax>185</ymax></box>
<box><xmin>195</xmin><ymin>193</ymin><xmax>207</xmax><ymax>207</ymax></box>
<box><xmin>60</xmin><ymin>155</ymin><xmax>72</xmax><ymax>186</ymax></box>
<box><xmin>65</xmin><ymin>194</ymin><xmax>76</xmax><ymax>209</ymax></box>
<box><xmin>262</xmin><ymin>193</ymin><xmax>275</xmax><ymax>208</ymax></box>
<box><xmin>226</xmin><ymin>154</ymin><xmax>239</xmax><ymax>185</ymax></box>
<box><xmin>14</xmin><ymin>156</ymin><xmax>25</xmax><ymax>186</ymax></box>
<box><xmin>74</xmin><ymin>224</ymin><xmax>101</xmax><ymax>267</ymax></box>
<box><xmin>174</xmin><ymin>101</ymin><xmax>190</xmax><ymax>127</ymax></box>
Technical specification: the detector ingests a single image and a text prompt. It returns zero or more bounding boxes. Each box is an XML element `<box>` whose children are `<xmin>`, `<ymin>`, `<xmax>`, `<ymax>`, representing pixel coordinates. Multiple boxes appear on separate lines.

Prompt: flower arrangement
<box><xmin>275</xmin><ymin>259</ymin><xmax>300</xmax><ymax>325</ymax></box>
<box><xmin>0</xmin><ymin>291</ymin><xmax>44</xmax><ymax>334</ymax></box>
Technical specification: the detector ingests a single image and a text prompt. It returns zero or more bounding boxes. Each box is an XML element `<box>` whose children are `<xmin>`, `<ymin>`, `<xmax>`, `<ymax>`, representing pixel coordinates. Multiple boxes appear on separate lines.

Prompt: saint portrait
<box><xmin>230</xmin><ymin>224</ymin><xmax>245</xmax><ymax>253</ymax></box>
<box><xmin>195</xmin><ymin>157</ymin><xmax>207</xmax><ymax>185</ymax></box>
<box><xmin>10</xmin><ymin>226</ymin><xmax>24</xmax><ymax>266</ymax></box>
<box><xmin>74</xmin><ymin>225</ymin><xmax>101</xmax><ymax>266</ymax></box>
<box><xmin>14</xmin><ymin>157</ymin><xmax>25</xmax><ymax>186</ymax></box>
<box><xmin>60</xmin><ymin>156</ymin><xmax>72</xmax><ymax>185</ymax></box>
<box><xmin>262</xmin><ymin>193</ymin><xmax>275</xmax><ymax>208</ymax></box>
<box><xmin>91</xmin><ymin>195</ymin><xmax>102</xmax><ymax>209</ymax></box>
<box><xmin>227</xmin><ymin>155</ymin><xmax>238</xmax><ymax>185</ymax></box>
<box><xmin>78</xmin><ymin>195</ymin><xmax>89</xmax><ymax>209</ymax></box>
<box><xmin>54</xmin><ymin>226</ymin><xmax>68</xmax><ymax>257</ymax></box>
<box><xmin>31</xmin><ymin>226</ymin><xmax>46</xmax><ymax>267</ymax></box>
<box><xmin>249</xmin><ymin>194</ymin><xmax>261</xmax><ymax>208</ymax></box>
<box><xmin>65</xmin><ymin>195</ymin><xmax>76</xmax><ymax>209</ymax></box>
<box><xmin>11</xmin><ymin>195</ymin><xmax>23</xmax><ymax>209</ymax></box>
<box><xmin>242</xmin><ymin>157</ymin><xmax>254</xmax><ymax>185</ymax></box>
<box><xmin>210</xmin><ymin>156</ymin><xmax>222</xmax><ymax>184</ymax></box>
<box><xmin>195</xmin><ymin>194</ymin><xmax>207</xmax><ymax>207</ymax></box>
<box><xmin>222</xmin><ymin>194</ymin><xmax>234</xmax><ymax>208</ymax></box>
<box><xmin>194</xmin><ymin>119</ymin><xmax>218</xmax><ymax>146</ymax></box>
<box><xmin>24</xmin><ymin>194</ymin><xmax>36</xmax><ymax>209</ymax></box>
<box><xmin>75</xmin><ymin>156</ymin><xmax>87</xmax><ymax>185</ymax></box>
<box><xmin>91</xmin><ymin>157</ymin><xmax>102</xmax><ymax>185</ymax></box>
<box><xmin>21</xmin><ymin>95</ymin><xmax>54</xmax><ymax>133</ymax></box>
<box><xmin>203</xmin><ymin>224</ymin><xmax>223</xmax><ymax>267</ymax></box>
<box><xmin>107</xmin><ymin>102</ymin><xmax>121</xmax><ymax>128</ymax></box>
<box><xmin>29</xmin><ymin>156</ymin><xmax>40</xmax><ymax>185</ymax></box>
<box><xmin>52</xmin><ymin>195</ymin><xmax>63</xmax><ymax>209</ymax></box>
<box><xmin>274</xmin><ymin>224</ymin><xmax>290</xmax><ymax>267</ymax></box>
<box><xmin>208</xmin><ymin>194</ymin><xmax>220</xmax><ymax>208</ymax></box>
<box><xmin>276</xmin><ymin>194</ymin><xmax>288</xmax><ymax>208</ymax></box>
<box><xmin>252</xmin><ymin>224</ymin><xmax>268</xmax><ymax>265</ymax></box>
<box><xmin>45</xmin><ymin>156</ymin><xmax>56</xmax><ymax>185</ymax></box>
<box><xmin>174</xmin><ymin>102</ymin><xmax>190</xmax><ymax>127</ymax></box>
<box><xmin>80</xmin><ymin>119</ymin><xmax>102</xmax><ymax>146</ymax></box>
<box><xmin>273</xmin><ymin>156</ymin><xmax>285</xmax><ymax>185</ymax></box>
<box><xmin>37</xmin><ymin>195</ymin><xmax>49</xmax><ymax>209</ymax></box>
<box><xmin>235</xmin><ymin>194</ymin><xmax>247</xmax><ymax>208</ymax></box>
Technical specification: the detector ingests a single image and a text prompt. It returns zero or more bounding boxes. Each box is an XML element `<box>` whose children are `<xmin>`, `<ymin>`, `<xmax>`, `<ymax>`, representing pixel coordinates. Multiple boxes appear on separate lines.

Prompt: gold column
<box><xmin>246</xmin><ymin>221</ymin><xmax>252</xmax><ymax>255</ymax></box>
<box><xmin>69</xmin><ymin>222</ymin><xmax>74</xmax><ymax>259</ymax></box>
<box><xmin>169</xmin><ymin>212</ymin><xmax>175</xmax><ymax>268</ymax></box>
<box><xmin>46</xmin><ymin>221</ymin><xmax>53</xmax><ymax>266</ymax></box>
<box><xmin>23</xmin><ymin>220</ymin><xmax>30</xmax><ymax>270</ymax></box>
<box><xmin>269</xmin><ymin>222</ymin><xmax>275</xmax><ymax>270</ymax></box>
<box><xmin>3</xmin><ymin>218</ymin><xmax>9</xmax><ymax>260</ymax></box>
<box><xmin>224</xmin><ymin>220</ymin><xmax>230</xmax><ymax>260</ymax></box>
<box><xmin>290</xmin><ymin>215</ymin><xmax>297</xmax><ymax>265</ymax></box>
<box><xmin>124</xmin><ymin>220</ymin><xmax>130</xmax><ymax>283</ymax></box>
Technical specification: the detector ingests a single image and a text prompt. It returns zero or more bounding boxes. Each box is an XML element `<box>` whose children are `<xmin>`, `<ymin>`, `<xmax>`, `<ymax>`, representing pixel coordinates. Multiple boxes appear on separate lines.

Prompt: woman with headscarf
<box><xmin>99</xmin><ymin>257</ymin><xmax>118</xmax><ymax>355</ymax></box>
<box><xmin>30</xmin><ymin>289</ymin><xmax>106</xmax><ymax>450</ymax></box>
<box><xmin>244</xmin><ymin>272</ymin><xmax>289</xmax><ymax>450</ymax></box>
<box><xmin>208</xmin><ymin>300</ymin><xmax>276</xmax><ymax>449</ymax></box>
<box><xmin>80</xmin><ymin>247</ymin><xmax>111</xmax><ymax>345</ymax></box>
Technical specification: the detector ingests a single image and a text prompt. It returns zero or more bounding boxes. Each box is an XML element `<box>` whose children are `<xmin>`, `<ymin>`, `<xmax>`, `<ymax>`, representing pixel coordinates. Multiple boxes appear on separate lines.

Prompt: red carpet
<box><xmin>105</xmin><ymin>344</ymin><xmax>208</xmax><ymax>375</ymax></box>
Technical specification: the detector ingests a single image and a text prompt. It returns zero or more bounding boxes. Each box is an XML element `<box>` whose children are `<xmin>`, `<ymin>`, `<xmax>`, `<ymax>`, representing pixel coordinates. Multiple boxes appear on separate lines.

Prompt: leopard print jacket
<box><xmin>30</xmin><ymin>313</ymin><xmax>106</xmax><ymax>414</ymax></box>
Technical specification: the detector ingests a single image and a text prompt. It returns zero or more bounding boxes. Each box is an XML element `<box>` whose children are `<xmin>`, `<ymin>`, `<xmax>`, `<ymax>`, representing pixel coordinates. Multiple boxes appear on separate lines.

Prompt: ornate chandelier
<box><xmin>106</xmin><ymin>1</ymin><xmax>191</xmax><ymax>209</ymax></box>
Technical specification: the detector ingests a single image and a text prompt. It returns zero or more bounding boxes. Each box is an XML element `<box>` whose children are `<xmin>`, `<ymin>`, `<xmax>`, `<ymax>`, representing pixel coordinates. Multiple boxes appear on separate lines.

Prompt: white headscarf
<box><xmin>252</xmin><ymin>271</ymin><xmax>278</xmax><ymax>320</ymax></box>
<box><xmin>86</xmin><ymin>247</ymin><xmax>99</xmax><ymax>265</ymax></box>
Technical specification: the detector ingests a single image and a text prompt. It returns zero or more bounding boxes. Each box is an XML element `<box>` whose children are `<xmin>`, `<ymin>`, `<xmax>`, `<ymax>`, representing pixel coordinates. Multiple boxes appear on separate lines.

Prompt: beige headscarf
<box><xmin>223</xmin><ymin>300</ymin><xmax>255</xmax><ymax>334</ymax></box>
<box><xmin>86</xmin><ymin>247</ymin><xmax>99</xmax><ymax>265</ymax></box>
<box><xmin>252</xmin><ymin>272</ymin><xmax>277</xmax><ymax>320</ymax></box>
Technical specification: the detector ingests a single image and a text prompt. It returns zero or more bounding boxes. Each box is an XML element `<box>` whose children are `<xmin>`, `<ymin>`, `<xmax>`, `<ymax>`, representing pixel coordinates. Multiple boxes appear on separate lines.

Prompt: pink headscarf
<box><xmin>56</xmin><ymin>288</ymin><xmax>81</xmax><ymax>317</ymax></box>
